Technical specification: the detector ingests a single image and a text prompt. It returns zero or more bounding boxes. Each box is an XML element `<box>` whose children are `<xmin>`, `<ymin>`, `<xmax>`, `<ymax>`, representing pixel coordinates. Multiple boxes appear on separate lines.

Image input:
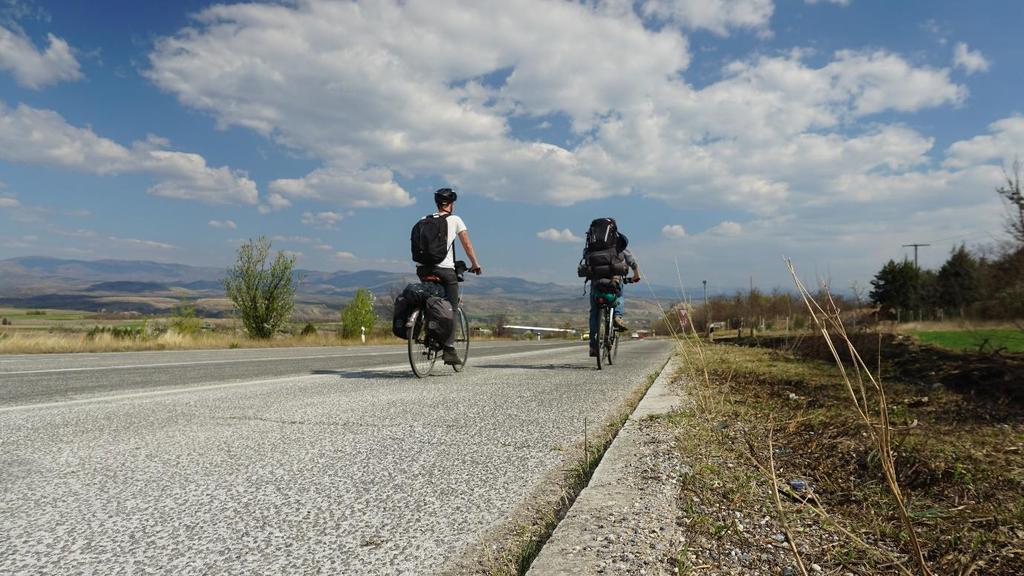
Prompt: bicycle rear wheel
<box><xmin>451</xmin><ymin>307</ymin><xmax>470</xmax><ymax>372</ymax></box>
<box><xmin>604</xmin><ymin>313</ymin><xmax>616</xmax><ymax>366</ymax></box>
<box><xmin>595</xmin><ymin>308</ymin><xmax>605</xmax><ymax>370</ymax></box>
<box><xmin>407</xmin><ymin>310</ymin><xmax>436</xmax><ymax>378</ymax></box>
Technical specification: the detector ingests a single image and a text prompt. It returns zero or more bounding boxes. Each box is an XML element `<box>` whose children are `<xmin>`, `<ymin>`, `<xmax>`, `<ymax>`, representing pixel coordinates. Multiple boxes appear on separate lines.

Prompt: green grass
<box><xmin>0</xmin><ymin>307</ymin><xmax>91</xmax><ymax>321</ymax></box>
<box><xmin>914</xmin><ymin>329</ymin><xmax>1024</xmax><ymax>353</ymax></box>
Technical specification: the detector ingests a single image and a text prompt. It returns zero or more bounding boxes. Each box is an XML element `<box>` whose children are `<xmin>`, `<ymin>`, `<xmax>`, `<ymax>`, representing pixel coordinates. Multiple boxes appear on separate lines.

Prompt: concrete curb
<box><xmin>526</xmin><ymin>354</ymin><xmax>683</xmax><ymax>575</ymax></box>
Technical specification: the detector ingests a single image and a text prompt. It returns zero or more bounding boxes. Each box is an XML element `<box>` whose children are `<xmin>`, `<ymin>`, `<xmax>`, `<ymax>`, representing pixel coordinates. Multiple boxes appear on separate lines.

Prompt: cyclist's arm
<box><xmin>458</xmin><ymin>230</ymin><xmax>482</xmax><ymax>274</ymax></box>
<box><xmin>623</xmin><ymin>249</ymin><xmax>641</xmax><ymax>282</ymax></box>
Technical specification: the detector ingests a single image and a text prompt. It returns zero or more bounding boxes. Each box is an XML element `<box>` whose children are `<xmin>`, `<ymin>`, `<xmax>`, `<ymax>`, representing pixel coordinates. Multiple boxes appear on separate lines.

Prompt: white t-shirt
<box><xmin>419</xmin><ymin>212</ymin><xmax>467</xmax><ymax>269</ymax></box>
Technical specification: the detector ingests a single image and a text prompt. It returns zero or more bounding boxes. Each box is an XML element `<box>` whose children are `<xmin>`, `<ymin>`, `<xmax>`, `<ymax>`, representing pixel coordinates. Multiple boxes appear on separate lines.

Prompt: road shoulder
<box><xmin>527</xmin><ymin>354</ymin><xmax>687</xmax><ymax>575</ymax></box>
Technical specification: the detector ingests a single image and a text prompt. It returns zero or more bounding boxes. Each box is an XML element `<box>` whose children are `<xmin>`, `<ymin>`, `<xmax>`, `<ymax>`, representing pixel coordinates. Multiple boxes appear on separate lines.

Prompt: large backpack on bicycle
<box><xmin>580</xmin><ymin>218</ymin><xmax>628</xmax><ymax>279</ymax></box>
<box><xmin>411</xmin><ymin>213</ymin><xmax>451</xmax><ymax>266</ymax></box>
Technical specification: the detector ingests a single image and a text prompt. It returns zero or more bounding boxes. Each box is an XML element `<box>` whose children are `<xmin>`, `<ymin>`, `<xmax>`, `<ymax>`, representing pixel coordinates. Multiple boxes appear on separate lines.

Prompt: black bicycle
<box><xmin>407</xmin><ymin>262</ymin><xmax>470</xmax><ymax>378</ymax></box>
<box><xmin>593</xmin><ymin>277</ymin><xmax>635</xmax><ymax>370</ymax></box>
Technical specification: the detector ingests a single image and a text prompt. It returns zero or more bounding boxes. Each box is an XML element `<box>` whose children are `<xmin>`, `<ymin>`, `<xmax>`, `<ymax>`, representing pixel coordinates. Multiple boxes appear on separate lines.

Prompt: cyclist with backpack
<box><xmin>578</xmin><ymin>218</ymin><xmax>641</xmax><ymax>357</ymax></box>
<box><xmin>410</xmin><ymin>188</ymin><xmax>482</xmax><ymax>365</ymax></box>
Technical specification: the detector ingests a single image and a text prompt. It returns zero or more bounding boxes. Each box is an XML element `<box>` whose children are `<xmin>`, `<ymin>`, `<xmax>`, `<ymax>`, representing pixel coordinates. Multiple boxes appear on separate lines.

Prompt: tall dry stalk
<box><xmin>785</xmin><ymin>259</ymin><xmax>932</xmax><ymax>575</ymax></box>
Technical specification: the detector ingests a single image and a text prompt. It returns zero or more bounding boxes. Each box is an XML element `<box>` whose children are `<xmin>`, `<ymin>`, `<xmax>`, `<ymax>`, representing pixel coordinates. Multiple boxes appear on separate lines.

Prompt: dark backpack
<box><xmin>424</xmin><ymin>296</ymin><xmax>453</xmax><ymax>346</ymax></box>
<box><xmin>411</xmin><ymin>213</ymin><xmax>451</xmax><ymax>266</ymax></box>
<box><xmin>586</xmin><ymin>218</ymin><xmax>618</xmax><ymax>251</ymax></box>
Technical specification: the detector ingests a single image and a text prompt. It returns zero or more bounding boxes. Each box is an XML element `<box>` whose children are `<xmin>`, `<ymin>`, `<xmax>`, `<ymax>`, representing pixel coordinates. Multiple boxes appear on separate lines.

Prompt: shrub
<box><xmin>224</xmin><ymin>237</ymin><xmax>296</xmax><ymax>339</ymax></box>
<box><xmin>170</xmin><ymin>302</ymin><xmax>203</xmax><ymax>335</ymax></box>
<box><xmin>339</xmin><ymin>289</ymin><xmax>376</xmax><ymax>339</ymax></box>
<box><xmin>300</xmin><ymin>323</ymin><xmax>317</xmax><ymax>336</ymax></box>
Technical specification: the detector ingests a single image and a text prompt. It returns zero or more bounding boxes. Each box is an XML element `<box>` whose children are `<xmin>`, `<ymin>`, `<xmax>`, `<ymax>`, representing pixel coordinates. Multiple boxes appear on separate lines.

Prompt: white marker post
<box><xmin>360</xmin><ymin>326</ymin><xmax>366</xmax><ymax>344</ymax></box>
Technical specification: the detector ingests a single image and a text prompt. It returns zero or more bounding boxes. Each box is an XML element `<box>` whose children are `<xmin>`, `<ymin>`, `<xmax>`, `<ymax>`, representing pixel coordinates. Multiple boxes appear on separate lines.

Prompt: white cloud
<box><xmin>707</xmin><ymin>221</ymin><xmax>743</xmax><ymax>236</ymax></box>
<box><xmin>301</xmin><ymin>211</ymin><xmax>346</xmax><ymax>229</ymax></box>
<box><xmin>0</xmin><ymin>195</ymin><xmax>19</xmax><ymax>208</ymax></box>
<box><xmin>662</xmin><ymin>224</ymin><xmax>687</xmax><ymax>238</ymax></box>
<box><xmin>0</xmin><ymin>24</ymin><xmax>81</xmax><ymax>89</ymax></box>
<box><xmin>944</xmin><ymin>117</ymin><xmax>1024</xmax><ymax>169</ymax></box>
<box><xmin>537</xmin><ymin>228</ymin><xmax>583</xmax><ymax>243</ymax></box>
<box><xmin>107</xmin><ymin>236</ymin><xmax>176</xmax><ymax>250</ymax></box>
<box><xmin>208</xmin><ymin>219</ymin><xmax>237</xmax><ymax>229</ymax></box>
<box><xmin>640</xmin><ymin>0</ymin><xmax>774</xmax><ymax>35</ymax></box>
<box><xmin>0</xmin><ymin>102</ymin><xmax>258</xmax><ymax>205</ymax></box>
<box><xmin>953</xmin><ymin>42</ymin><xmax>990</xmax><ymax>75</ymax></box>
<box><xmin>334</xmin><ymin>251</ymin><xmax>356</xmax><ymax>260</ymax></box>
<box><xmin>269</xmin><ymin>166</ymin><xmax>413</xmax><ymax>209</ymax></box>
<box><xmin>142</xmin><ymin>0</ymin><xmax>977</xmax><ymax>234</ymax></box>
<box><xmin>804</xmin><ymin>0</ymin><xmax>848</xmax><ymax>4</ymax></box>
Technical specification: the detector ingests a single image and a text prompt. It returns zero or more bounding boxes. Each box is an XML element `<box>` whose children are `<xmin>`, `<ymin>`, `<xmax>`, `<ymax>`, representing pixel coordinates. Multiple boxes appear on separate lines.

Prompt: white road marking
<box><xmin>0</xmin><ymin>343</ymin><xmax>567</xmax><ymax>375</ymax></box>
<box><xmin>0</xmin><ymin>343</ymin><xmax>595</xmax><ymax>412</ymax></box>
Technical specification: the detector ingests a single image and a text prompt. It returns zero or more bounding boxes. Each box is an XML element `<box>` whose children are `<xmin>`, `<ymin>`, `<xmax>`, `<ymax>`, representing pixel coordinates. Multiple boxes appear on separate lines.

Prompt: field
<box><xmin>666</xmin><ymin>339</ymin><xmax>1023</xmax><ymax>574</ymax></box>
<box><xmin>912</xmin><ymin>328</ymin><xmax>1024</xmax><ymax>353</ymax></box>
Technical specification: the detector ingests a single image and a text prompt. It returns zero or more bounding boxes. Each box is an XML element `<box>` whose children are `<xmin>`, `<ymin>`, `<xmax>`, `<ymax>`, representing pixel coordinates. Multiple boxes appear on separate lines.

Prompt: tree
<box><xmin>340</xmin><ymin>288</ymin><xmax>376</xmax><ymax>338</ymax></box>
<box><xmin>170</xmin><ymin>301</ymin><xmax>203</xmax><ymax>335</ymax></box>
<box><xmin>870</xmin><ymin>259</ymin><xmax>920</xmax><ymax>318</ymax></box>
<box><xmin>224</xmin><ymin>237</ymin><xmax>296</xmax><ymax>339</ymax></box>
<box><xmin>997</xmin><ymin>159</ymin><xmax>1024</xmax><ymax>245</ymax></box>
<box><xmin>936</xmin><ymin>245</ymin><xmax>979</xmax><ymax>316</ymax></box>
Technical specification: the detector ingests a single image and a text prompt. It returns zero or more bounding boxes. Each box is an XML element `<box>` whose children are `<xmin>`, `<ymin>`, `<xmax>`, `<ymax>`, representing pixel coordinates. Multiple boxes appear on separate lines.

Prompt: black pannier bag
<box><xmin>411</xmin><ymin>213</ymin><xmax>451</xmax><ymax>265</ymax></box>
<box><xmin>393</xmin><ymin>283</ymin><xmax>447</xmax><ymax>339</ymax></box>
<box><xmin>392</xmin><ymin>294</ymin><xmax>412</xmax><ymax>339</ymax></box>
<box><xmin>402</xmin><ymin>282</ymin><xmax>445</xmax><ymax>306</ymax></box>
<box><xmin>424</xmin><ymin>296</ymin><xmax>454</xmax><ymax>346</ymax></box>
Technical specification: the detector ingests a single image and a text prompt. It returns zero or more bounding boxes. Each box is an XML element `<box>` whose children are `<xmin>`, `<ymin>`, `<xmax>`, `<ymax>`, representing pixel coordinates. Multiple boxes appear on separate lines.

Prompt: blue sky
<box><xmin>1</xmin><ymin>0</ymin><xmax>1022</xmax><ymax>293</ymax></box>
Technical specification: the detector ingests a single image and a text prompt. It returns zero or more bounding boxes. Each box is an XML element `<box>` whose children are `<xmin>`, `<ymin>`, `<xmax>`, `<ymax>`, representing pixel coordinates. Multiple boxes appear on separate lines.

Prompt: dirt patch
<box><xmin>667</xmin><ymin>342</ymin><xmax>1023</xmax><ymax>575</ymax></box>
<box><xmin>733</xmin><ymin>332</ymin><xmax>1024</xmax><ymax>409</ymax></box>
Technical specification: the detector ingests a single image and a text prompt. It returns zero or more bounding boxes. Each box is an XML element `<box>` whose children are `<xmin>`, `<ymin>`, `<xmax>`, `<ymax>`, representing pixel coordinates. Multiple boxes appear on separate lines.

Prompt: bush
<box><xmin>224</xmin><ymin>237</ymin><xmax>296</xmax><ymax>339</ymax></box>
<box><xmin>86</xmin><ymin>325</ymin><xmax>145</xmax><ymax>340</ymax></box>
<box><xmin>26</xmin><ymin>310</ymin><xmax>46</xmax><ymax>316</ymax></box>
<box><xmin>300</xmin><ymin>323</ymin><xmax>317</xmax><ymax>336</ymax></box>
<box><xmin>170</xmin><ymin>302</ymin><xmax>203</xmax><ymax>335</ymax></box>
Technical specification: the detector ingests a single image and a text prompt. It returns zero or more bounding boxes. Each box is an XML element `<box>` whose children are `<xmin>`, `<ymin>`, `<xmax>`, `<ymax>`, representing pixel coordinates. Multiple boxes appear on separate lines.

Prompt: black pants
<box><xmin>417</xmin><ymin>266</ymin><xmax>459</xmax><ymax>347</ymax></box>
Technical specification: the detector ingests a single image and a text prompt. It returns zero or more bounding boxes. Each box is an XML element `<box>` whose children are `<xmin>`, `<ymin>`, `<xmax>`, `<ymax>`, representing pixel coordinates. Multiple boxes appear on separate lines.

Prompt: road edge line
<box><xmin>440</xmin><ymin>345</ymin><xmax>677</xmax><ymax>575</ymax></box>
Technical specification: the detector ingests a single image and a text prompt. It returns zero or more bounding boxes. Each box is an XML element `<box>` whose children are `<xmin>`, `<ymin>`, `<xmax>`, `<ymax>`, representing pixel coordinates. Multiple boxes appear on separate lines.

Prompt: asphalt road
<box><xmin>1</xmin><ymin>339</ymin><xmax>674</xmax><ymax>575</ymax></box>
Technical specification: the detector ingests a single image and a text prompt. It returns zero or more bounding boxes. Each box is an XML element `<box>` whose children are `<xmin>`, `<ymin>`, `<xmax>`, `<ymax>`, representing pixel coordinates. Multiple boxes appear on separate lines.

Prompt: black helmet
<box><xmin>434</xmin><ymin>187</ymin><xmax>457</xmax><ymax>205</ymax></box>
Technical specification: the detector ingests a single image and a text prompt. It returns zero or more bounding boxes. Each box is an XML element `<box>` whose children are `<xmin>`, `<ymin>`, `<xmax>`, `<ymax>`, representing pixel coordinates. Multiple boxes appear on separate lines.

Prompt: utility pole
<box><xmin>902</xmin><ymin>243</ymin><xmax>930</xmax><ymax>268</ymax></box>
<box><xmin>702</xmin><ymin>279</ymin><xmax>709</xmax><ymax>338</ymax></box>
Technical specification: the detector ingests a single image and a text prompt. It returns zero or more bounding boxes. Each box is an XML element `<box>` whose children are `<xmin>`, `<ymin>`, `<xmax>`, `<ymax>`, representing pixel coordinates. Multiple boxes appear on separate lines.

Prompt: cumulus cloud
<box><xmin>143</xmin><ymin>0</ymin><xmax>973</xmax><ymax>224</ymax></box>
<box><xmin>0</xmin><ymin>24</ymin><xmax>81</xmax><ymax>89</ymax></box>
<box><xmin>953</xmin><ymin>42</ymin><xmax>990</xmax><ymax>75</ymax></box>
<box><xmin>640</xmin><ymin>0</ymin><xmax>774</xmax><ymax>35</ymax></box>
<box><xmin>0</xmin><ymin>102</ymin><xmax>258</xmax><ymax>205</ymax></box>
<box><xmin>334</xmin><ymin>251</ymin><xmax>356</xmax><ymax>260</ymax></box>
<box><xmin>537</xmin><ymin>228</ymin><xmax>583</xmax><ymax>243</ymax></box>
<box><xmin>269</xmin><ymin>166</ymin><xmax>413</xmax><ymax>209</ymax></box>
<box><xmin>301</xmin><ymin>211</ymin><xmax>346</xmax><ymax>229</ymax></box>
<box><xmin>944</xmin><ymin>117</ymin><xmax>1024</xmax><ymax>169</ymax></box>
<box><xmin>0</xmin><ymin>195</ymin><xmax>19</xmax><ymax>208</ymax></box>
<box><xmin>208</xmin><ymin>219</ymin><xmax>237</xmax><ymax>229</ymax></box>
<box><xmin>662</xmin><ymin>224</ymin><xmax>687</xmax><ymax>238</ymax></box>
<box><xmin>707</xmin><ymin>221</ymin><xmax>743</xmax><ymax>236</ymax></box>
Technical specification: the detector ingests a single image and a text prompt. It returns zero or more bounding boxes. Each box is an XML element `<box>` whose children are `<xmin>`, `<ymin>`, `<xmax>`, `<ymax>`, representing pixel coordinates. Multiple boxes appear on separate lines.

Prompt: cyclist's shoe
<box><xmin>613</xmin><ymin>316</ymin><xmax>628</xmax><ymax>332</ymax></box>
<box><xmin>589</xmin><ymin>344</ymin><xmax>598</xmax><ymax>357</ymax></box>
<box><xmin>442</xmin><ymin>347</ymin><xmax>463</xmax><ymax>365</ymax></box>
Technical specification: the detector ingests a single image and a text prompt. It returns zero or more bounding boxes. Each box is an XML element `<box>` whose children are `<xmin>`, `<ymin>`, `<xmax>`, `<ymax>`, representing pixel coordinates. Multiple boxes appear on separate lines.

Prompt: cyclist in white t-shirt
<box><xmin>415</xmin><ymin>188</ymin><xmax>482</xmax><ymax>364</ymax></box>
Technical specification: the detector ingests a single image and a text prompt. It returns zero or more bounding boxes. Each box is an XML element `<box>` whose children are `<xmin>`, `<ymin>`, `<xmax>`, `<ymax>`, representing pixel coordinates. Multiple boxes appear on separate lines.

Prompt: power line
<box><xmin>905</xmin><ymin>242</ymin><xmax>929</xmax><ymax>268</ymax></box>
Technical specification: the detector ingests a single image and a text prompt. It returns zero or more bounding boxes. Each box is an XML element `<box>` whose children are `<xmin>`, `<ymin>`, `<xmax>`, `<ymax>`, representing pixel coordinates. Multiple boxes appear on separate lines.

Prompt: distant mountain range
<box><xmin>0</xmin><ymin>257</ymin><xmax>681</xmax><ymax>322</ymax></box>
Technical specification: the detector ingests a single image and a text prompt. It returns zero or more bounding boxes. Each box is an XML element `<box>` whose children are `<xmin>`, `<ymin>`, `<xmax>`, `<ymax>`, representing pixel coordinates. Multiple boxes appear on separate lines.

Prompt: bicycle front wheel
<box><xmin>451</xmin><ymin>307</ymin><xmax>470</xmax><ymax>372</ymax></box>
<box><xmin>407</xmin><ymin>310</ymin><xmax>436</xmax><ymax>378</ymax></box>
